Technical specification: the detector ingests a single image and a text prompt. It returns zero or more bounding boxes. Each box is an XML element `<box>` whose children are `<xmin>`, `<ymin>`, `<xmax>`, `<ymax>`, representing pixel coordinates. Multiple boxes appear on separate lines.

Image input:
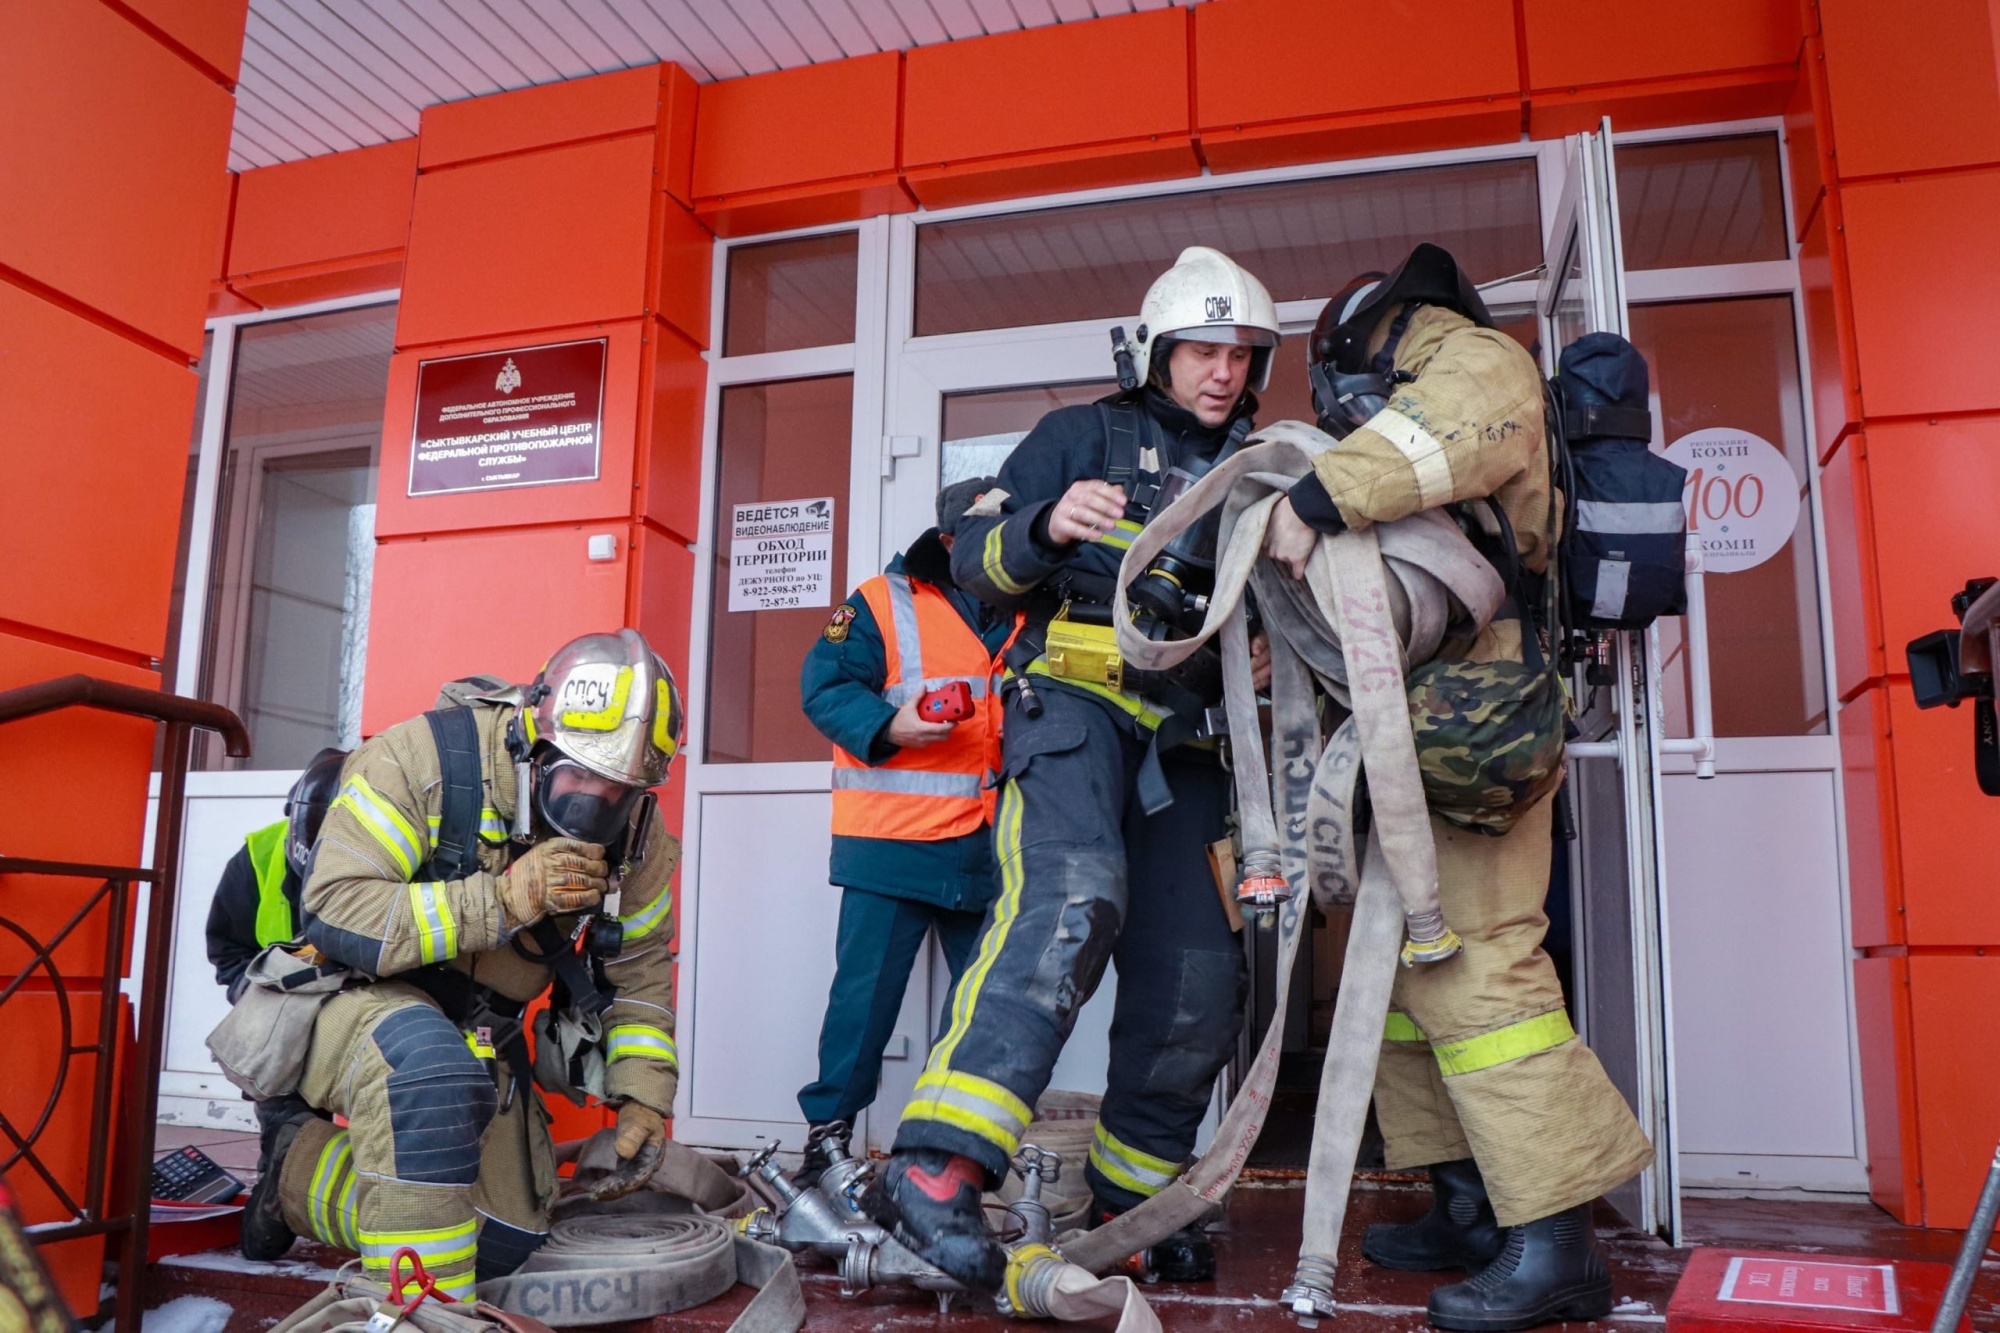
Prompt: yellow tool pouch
<box><xmin>1042</xmin><ymin>604</ymin><xmax>1124</xmax><ymax>691</ymax></box>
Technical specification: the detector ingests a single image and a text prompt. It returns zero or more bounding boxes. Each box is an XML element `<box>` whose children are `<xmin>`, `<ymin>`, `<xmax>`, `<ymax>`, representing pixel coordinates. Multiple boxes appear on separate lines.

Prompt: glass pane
<box><xmin>723</xmin><ymin>233</ymin><xmax>859</xmax><ymax>356</ymax></box>
<box><xmin>199</xmin><ymin>304</ymin><xmax>394</xmax><ymax>770</ymax></box>
<box><xmin>1631</xmin><ymin>297</ymin><xmax>1826</xmax><ymax>738</ymax></box>
<box><xmin>916</xmin><ymin>158</ymin><xmax>1542</xmax><ymax>336</ymax></box>
<box><xmin>1616</xmin><ymin>134</ymin><xmax>1788</xmax><ymax>271</ymax></box>
<box><xmin>705</xmin><ymin>376</ymin><xmax>854</xmax><ymax>764</ymax></box>
<box><xmin>940</xmin><ymin>381</ymin><xmax>1115</xmax><ymax>484</ymax></box>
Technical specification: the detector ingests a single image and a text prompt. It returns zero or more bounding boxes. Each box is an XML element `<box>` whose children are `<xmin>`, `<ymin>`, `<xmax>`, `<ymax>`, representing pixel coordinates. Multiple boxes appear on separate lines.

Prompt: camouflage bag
<box><xmin>1407</xmin><ymin>644</ymin><xmax>1566</xmax><ymax>836</ymax></box>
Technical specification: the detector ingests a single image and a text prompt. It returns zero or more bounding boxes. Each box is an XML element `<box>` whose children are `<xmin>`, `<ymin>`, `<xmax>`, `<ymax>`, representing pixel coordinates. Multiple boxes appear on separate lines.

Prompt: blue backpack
<box><xmin>1549</xmin><ymin>333</ymin><xmax>1688</xmax><ymax>633</ymax></box>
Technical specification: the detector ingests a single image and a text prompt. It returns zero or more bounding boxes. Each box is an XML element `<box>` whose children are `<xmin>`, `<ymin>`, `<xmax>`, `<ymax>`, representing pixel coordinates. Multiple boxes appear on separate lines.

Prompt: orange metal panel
<box><xmin>362</xmin><ymin>526</ymin><xmax>633</xmax><ymax>735</ymax></box>
<box><xmin>631</xmin><ymin>524</ymin><xmax>694</xmax><ymax>708</ymax></box>
<box><xmin>1200</xmin><ymin>103</ymin><xmax>1522</xmax><ymax>176</ymax></box>
<box><xmin>658</xmin><ymin>63</ymin><xmax>701</xmax><ymax>210</ymax></box>
<box><xmin>230</xmin><ymin>255</ymin><xmax>405</xmax><ymax>311</ymax></box>
<box><xmin>1885</xmin><ymin>682</ymin><xmax>2000</xmax><ymax>948</ymax></box>
<box><xmin>229</xmin><ymin>139</ymin><xmax>417</xmax><ymax>280</ymax></box>
<box><xmin>1783</xmin><ymin>43</ymin><xmax>1828</xmax><ymax>237</ymax></box>
<box><xmin>1838</xmin><ymin>686</ymin><xmax>1900</xmax><ymax>946</ymax></box>
<box><xmin>1527</xmin><ymin>68</ymin><xmax>1796</xmax><ymax>139</ymax></box>
<box><xmin>1842</xmin><ymin>171</ymin><xmax>2000</xmax><ymax>420</ymax></box>
<box><xmin>373</xmin><ymin>320</ymin><xmax>645</xmax><ymax>540</ymax></box>
<box><xmin>692</xmin><ymin>53</ymin><xmax>901</xmax><ymax>202</ymax></box>
<box><xmin>903</xmin><ymin>141</ymin><xmax>1202</xmax><ymax>211</ymax></box>
<box><xmin>418</xmin><ymin>64</ymin><xmax>662</xmax><ymax>170</ymax></box>
<box><xmin>1817</xmin><ymin>433</ymin><xmax>1883</xmax><ymax>698</ymax></box>
<box><xmin>117</xmin><ymin>0</ymin><xmax>248</xmax><ymax>84</ymax></box>
<box><xmin>0</xmin><ymin>283</ymin><xmax>197</xmax><ymax>659</ymax></box>
<box><xmin>0</xmin><ymin>0</ymin><xmax>233</xmax><ymax>359</ymax></box>
<box><xmin>1195</xmin><ymin>0</ymin><xmax>1518</xmax><ymax>136</ymax></box>
<box><xmin>1522</xmin><ymin>0</ymin><xmax>1800</xmax><ymax>90</ymax></box>
<box><xmin>638</xmin><ymin>322</ymin><xmax>705</xmax><ymax>544</ymax></box>
<box><xmin>905</xmin><ymin>10</ymin><xmax>1187</xmax><ymax>168</ymax></box>
<box><xmin>0</xmin><ymin>633</ymin><xmax>157</xmax><ymax>874</ymax></box>
<box><xmin>1852</xmin><ymin>956</ymin><xmax>1919</xmax><ymax>1223</ymax></box>
<box><xmin>653</xmin><ymin>200</ymin><xmax>712</xmax><ymax>353</ymax></box>
<box><xmin>692</xmin><ymin>177</ymin><xmax>915</xmax><ymax>240</ymax></box>
<box><xmin>1908</xmin><ymin>957</ymin><xmax>2000</xmax><ymax>1228</ymax></box>
<box><xmin>1820</xmin><ymin>0</ymin><xmax>2000</xmax><ymax>179</ymax></box>
<box><xmin>1865</xmin><ymin>416</ymin><xmax>2000</xmax><ymax>668</ymax></box>
<box><xmin>398</xmin><ymin>136</ymin><xmax>655</xmax><ymax>348</ymax></box>
<box><xmin>1798</xmin><ymin>199</ymin><xmax>1860</xmax><ymax>463</ymax></box>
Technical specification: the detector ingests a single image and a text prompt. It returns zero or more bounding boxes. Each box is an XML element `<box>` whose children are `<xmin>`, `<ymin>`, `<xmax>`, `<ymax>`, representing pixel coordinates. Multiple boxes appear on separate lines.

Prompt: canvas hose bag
<box><xmin>205</xmin><ymin>942</ymin><xmax>353</xmax><ymax>1100</ymax></box>
<box><xmin>1060</xmin><ymin>420</ymin><xmax>1518</xmax><ymax>1301</ymax></box>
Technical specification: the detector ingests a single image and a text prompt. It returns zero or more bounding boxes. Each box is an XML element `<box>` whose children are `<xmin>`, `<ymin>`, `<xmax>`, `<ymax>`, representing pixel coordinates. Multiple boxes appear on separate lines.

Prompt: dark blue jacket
<box><xmin>801</xmin><ymin>529</ymin><xmax>1014</xmax><ymax>911</ymax></box>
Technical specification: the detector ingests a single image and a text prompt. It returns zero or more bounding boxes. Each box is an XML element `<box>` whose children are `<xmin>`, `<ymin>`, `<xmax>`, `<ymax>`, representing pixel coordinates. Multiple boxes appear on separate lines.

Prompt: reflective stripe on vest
<box><xmin>243</xmin><ymin>819</ymin><xmax>295</xmax><ymax>948</ymax></box>
<box><xmin>831</xmin><ymin>573</ymin><xmax>1001</xmax><ymax>842</ymax></box>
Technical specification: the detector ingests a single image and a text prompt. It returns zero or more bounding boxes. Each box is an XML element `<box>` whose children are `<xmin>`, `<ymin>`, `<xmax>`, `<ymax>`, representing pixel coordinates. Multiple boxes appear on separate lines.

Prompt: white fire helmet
<box><xmin>1126</xmin><ymin>246</ymin><xmax>1282</xmax><ymax>393</ymax></box>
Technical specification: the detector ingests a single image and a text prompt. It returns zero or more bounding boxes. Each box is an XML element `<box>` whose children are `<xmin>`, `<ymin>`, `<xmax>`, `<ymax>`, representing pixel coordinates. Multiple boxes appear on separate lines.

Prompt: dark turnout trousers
<box><xmin>895</xmin><ymin>685</ymin><xmax>1246</xmax><ymax>1208</ymax></box>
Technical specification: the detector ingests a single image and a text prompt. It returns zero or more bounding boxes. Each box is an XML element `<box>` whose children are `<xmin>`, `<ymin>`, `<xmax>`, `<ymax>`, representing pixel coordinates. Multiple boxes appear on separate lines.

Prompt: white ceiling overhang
<box><xmin>232</xmin><ymin>0</ymin><xmax>1205</xmax><ymax>172</ymax></box>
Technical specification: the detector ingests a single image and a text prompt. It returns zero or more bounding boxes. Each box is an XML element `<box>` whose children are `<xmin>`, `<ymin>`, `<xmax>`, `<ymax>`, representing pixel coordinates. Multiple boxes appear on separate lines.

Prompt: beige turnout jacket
<box><xmin>304</xmin><ymin>700</ymin><xmax>681</xmax><ymax>1114</ymax></box>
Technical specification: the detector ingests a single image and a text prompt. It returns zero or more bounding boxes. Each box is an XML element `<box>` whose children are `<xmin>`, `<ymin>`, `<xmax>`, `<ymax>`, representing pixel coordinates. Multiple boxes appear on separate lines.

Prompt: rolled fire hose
<box><xmin>1064</xmin><ymin>420</ymin><xmax>1506</xmax><ymax>1313</ymax></box>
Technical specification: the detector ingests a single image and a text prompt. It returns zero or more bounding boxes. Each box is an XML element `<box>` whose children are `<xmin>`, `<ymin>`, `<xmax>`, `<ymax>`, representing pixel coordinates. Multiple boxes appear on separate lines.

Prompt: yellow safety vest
<box><xmin>242</xmin><ymin>819</ymin><xmax>296</xmax><ymax>947</ymax></box>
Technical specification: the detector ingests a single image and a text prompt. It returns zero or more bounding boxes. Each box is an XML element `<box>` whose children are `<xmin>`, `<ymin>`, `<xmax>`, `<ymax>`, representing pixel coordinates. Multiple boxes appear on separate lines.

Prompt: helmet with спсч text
<box><xmin>525</xmin><ymin>629</ymin><xmax>685</xmax><ymax>791</ymax></box>
<box><xmin>1122</xmin><ymin>246</ymin><xmax>1282</xmax><ymax>393</ymax></box>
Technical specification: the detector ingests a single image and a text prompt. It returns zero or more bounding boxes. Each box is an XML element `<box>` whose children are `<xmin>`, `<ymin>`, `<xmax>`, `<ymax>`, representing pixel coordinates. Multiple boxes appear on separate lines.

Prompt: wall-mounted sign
<box><xmin>1662</xmin><ymin>427</ymin><xmax>1801</xmax><ymax>574</ymax></box>
<box><xmin>408</xmin><ymin>339</ymin><xmax>606</xmax><ymax>497</ymax></box>
<box><xmin>730</xmin><ymin>497</ymin><xmax>835</xmax><ymax>612</ymax></box>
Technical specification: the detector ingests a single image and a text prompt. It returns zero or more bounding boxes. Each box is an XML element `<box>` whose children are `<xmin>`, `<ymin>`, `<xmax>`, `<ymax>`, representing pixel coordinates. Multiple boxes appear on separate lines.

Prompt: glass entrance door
<box><xmin>1541</xmin><ymin>122</ymin><xmax>1682</xmax><ymax>1240</ymax></box>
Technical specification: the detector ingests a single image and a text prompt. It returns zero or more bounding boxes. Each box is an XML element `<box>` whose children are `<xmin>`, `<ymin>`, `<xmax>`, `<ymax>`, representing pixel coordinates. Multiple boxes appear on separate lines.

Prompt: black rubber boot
<box><xmin>1426</xmin><ymin>1202</ymin><xmax>1613</xmax><ymax>1331</ymax></box>
<box><xmin>1092</xmin><ymin>1196</ymin><xmax>1217</xmax><ymax>1283</ymax></box>
<box><xmin>239</xmin><ymin>1105</ymin><xmax>317</xmax><ymax>1261</ymax></box>
<box><xmin>794</xmin><ymin>1123</ymin><xmax>837</xmax><ymax>1189</ymax></box>
<box><xmin>1363</xmin><ymin>1158</ymin><xmax>1507</xmax><ymax>1272</ymax></box>
<box><xmin>861</xmin><ymin>1149</ymin><xmax>1005</xmax><ymax>1293</ymax></box>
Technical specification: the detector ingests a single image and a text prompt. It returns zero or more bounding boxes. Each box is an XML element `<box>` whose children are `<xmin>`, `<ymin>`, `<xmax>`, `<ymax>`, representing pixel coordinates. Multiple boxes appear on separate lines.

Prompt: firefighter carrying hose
<box><xmin>237</xmin><ymin>630</ymin><xmax>687</xmax><ymax>1301</ymax></box>
<box><xmin>863</xmin><ymin>246</ymin><xmax>1279</xmax><ymax>1292</ymax></box>
<box><xmin>1263</xmin><ymin>244</ymin><xmax>1654</xmax><ymax>1330</ymax></box>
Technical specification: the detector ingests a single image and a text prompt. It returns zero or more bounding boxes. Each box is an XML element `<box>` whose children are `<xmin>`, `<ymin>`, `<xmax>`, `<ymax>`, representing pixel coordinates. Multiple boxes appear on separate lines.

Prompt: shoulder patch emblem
<box><xmin>823</xmin><ymin>604</ymin><xmax>857</xmax><ymax>643</ymax></box>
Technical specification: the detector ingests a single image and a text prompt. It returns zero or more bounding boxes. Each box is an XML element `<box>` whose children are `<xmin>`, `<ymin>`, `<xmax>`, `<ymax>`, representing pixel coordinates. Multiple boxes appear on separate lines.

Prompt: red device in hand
<box><xmin>917</xmin><ymin>681</ymin><xmax>975</xmax><ymax>724</ymax></box>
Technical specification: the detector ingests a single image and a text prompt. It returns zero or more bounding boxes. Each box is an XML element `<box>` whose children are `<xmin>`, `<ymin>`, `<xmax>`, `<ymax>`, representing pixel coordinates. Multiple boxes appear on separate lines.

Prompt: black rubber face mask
<box><xmin>533</xmin><ymin>754</ymin><xmax>643</xmax><ymax>847</ymax></box>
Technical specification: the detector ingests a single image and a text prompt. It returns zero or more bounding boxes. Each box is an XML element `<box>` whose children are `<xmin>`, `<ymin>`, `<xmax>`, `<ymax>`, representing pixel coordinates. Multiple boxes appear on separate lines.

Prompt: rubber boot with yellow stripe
<box><xmin>861</xmin><ymin>1149</ymin><xmax>1004</xmax><ymax>1293</ymax></box>
<box><xmin>241</xmin><ymin>1103</ymin><xmax>323</xmax><ymax>1261</ymax></box>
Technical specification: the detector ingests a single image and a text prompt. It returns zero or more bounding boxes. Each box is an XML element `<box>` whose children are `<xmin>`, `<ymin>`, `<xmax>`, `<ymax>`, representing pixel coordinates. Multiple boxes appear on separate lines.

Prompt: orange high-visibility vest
<box><xmin>831</xmin><ymin>573</ymin><xmax>1003</xmax><ymax>842</ymax></box>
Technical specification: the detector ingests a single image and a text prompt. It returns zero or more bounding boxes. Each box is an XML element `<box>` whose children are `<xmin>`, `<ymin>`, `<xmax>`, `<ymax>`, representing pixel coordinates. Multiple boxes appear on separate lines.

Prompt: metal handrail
<box><xmin>0</xmin><ymin>674</ymin><xmax>248</xmax><ymax>1333</ymax></box>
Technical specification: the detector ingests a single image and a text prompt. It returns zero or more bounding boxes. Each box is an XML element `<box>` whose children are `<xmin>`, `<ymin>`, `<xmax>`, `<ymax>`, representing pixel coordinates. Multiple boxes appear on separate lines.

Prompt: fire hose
<box><xmin>1068</xmin><ymin>419</ymin><xmax>1509</xmax><ymax>1319</ymax></box>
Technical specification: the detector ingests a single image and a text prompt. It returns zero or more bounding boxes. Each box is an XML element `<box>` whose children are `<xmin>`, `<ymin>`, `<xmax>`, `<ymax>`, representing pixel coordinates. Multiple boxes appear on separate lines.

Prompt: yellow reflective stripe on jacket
<box><xmin>306</xmin><ymin>1130</ymin><xmax>360</xmax><ymax>1251</ymax></box>
<box><xmin>357</xmin><ymin>1218</ymin><xmax>477</xmax><ymax>1268</ymax></box>
<box><xmin>981</xmin><ymin>525</ymin><xmax>1030</xmax><ymax>596</ymax></box>
<box><xmin>1432</xmin><ymin>1009</ymin><xmax>1576</xmax><ymax>1077</ymax></box>
<box><xmin>619</xmin><ymin>888</ymin><xmax>673</xmax><ymax>941</ymax></box>
<box><xmin>336</xmin><ymin>774</ymin><xmax>424</xmax><ymax>879</ymax></box>
<box><xmin>1384</xmin><ymin>1011</ymin><xmax>1426</xmax><ymax>1043</ymax></box>
<box><xmin>1094</xmin><ymin>518</ymin><xmax>1144</xmax><ymax>552</ymax></box>
<box><xmin>1088</xmin><ymin>1123</ymin><xmax>1181</xmax><ymax>1197</ymax></box>
<box><xmin>405</xmin><ymin>882</ymin><xmax>458</xmax><ymax>964</ymax></box>
<box><xmin>480</xmin><ymin>807</ymin><xmax>507</xmax><ymax>841</ymax></box>
<box><xmin>243</xmin><ymin>819</ymin><xmax>295</xmax><ymax>947</ymax></box>
<box><xmin>605</xmin><ymin>1023</ymin><xmax>677</xmax><ymax>1065</ymax></box>
<box><xmin>904</xmin><ymin>1070</ymin><xmax>1033</xmax><ymax>1155</ymax></box>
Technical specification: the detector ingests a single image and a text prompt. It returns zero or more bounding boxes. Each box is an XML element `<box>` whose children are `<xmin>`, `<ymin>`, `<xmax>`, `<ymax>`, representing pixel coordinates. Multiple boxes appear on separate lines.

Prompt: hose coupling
<box><xmin>1400</xmin><ymin>909</ymin><xmax>1462</xmax><ymax>966</ymax></box>
<box><xmin>1235</xmin><ymin>852</ymin><xmax>1291</xmax><ymax>915</ymax></box>
<box><xmin>1001</xmin><ymin>1243</ymin><xmax>1066</xmax><ymax>1319</ymax></box>
<box><xmin>1281</xmin><ymin>1254</ymin><xmax>1339</xmax><ymax>1325</ymax></box>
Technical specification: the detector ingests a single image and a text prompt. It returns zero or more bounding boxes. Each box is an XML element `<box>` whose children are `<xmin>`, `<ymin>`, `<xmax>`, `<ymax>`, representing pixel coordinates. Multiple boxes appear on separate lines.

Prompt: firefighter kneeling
<box><xmin>235</xmin><ymin>630</ymin><xmax>687</xmax><ymax>1300</ymax></box>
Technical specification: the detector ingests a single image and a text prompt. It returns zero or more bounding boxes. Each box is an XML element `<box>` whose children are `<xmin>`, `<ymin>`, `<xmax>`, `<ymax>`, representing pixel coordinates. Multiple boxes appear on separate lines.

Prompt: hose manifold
<box><xmin>1400</xmin><ymin>910</ymin><xmax>1462</xmax><ymax>966</ymax></box>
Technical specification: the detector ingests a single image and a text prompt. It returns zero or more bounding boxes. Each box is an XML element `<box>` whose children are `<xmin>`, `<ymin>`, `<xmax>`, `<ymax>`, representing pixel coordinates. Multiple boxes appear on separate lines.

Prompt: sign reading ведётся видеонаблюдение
<box><xmin>408</xmin><ymin>339</ymin><xmax>606</xmax><ymax>497</ymax></box>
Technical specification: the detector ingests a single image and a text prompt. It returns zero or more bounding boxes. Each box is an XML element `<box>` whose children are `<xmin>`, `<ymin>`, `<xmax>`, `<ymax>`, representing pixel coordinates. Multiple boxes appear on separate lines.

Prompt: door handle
<box><xmin>881</xmin><ymin>435</ymin><xmax>921</xmax><ymax>479</ymax></box>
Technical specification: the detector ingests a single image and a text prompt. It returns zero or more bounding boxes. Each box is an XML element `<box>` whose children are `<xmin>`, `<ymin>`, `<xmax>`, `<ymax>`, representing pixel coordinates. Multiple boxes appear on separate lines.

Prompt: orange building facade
<box><xmin>5</xmin><ymin>4</ymin><xmax>2000</xmax><ymax>1305</ymax></box>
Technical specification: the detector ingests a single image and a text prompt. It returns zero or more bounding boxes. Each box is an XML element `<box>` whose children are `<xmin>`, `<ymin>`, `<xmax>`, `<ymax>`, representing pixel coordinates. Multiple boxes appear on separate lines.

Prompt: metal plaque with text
<box><xmin>408</xmin><ymin>339</ymin><xmax>607</xmax><ymax>496</ymax></box>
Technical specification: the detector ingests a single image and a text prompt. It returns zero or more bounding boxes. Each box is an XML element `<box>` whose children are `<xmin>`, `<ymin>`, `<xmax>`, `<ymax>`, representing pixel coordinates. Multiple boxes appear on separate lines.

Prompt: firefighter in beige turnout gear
<box><xmin>1265</xmin><ymin>245</ymin><xmax>1654</xmax><ymax>1330</ymax></box>
<box><xmin>239</xmin><ymin>630</ymin><xmax>687</xmax><ymax>1301</ymax></box>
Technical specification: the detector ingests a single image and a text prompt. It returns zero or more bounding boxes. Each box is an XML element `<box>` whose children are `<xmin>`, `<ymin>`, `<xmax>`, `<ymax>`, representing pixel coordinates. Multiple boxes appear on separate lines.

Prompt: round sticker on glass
<box><xmin>1662</xmin><ymin>427</ymin><xmax>1801</xmax><ymax>574</ymax></box>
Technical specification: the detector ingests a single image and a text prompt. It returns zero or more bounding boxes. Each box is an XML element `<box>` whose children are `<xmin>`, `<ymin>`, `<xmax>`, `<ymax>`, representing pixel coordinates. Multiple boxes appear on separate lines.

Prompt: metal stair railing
<box><xmin>0</xmin><ymin>675</ymin><xmax>249</xmax><ymax>1333</ymax></box>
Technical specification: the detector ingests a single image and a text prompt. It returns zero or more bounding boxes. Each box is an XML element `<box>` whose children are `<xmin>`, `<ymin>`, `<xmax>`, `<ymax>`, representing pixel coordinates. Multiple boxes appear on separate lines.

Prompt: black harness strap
<box><xmin>422</xmin><ymin>707</ymin><xmax>484</xmax><ymax>882</ymax></box>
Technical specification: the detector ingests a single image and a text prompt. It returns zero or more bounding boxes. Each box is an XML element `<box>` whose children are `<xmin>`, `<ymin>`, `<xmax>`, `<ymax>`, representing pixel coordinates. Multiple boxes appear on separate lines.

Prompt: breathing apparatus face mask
<box><xmin>533</xmin><ymin>752</ymin><xmax>643</xmax><ymax>848</ymax></box>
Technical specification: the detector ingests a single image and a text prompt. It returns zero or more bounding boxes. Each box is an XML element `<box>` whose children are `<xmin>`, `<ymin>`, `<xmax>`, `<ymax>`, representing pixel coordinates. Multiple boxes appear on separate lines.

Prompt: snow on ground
<box><xmin>141</xmin><ymin>1295</ymin><xmax>234</xmax><ymax>1333</ymax></box>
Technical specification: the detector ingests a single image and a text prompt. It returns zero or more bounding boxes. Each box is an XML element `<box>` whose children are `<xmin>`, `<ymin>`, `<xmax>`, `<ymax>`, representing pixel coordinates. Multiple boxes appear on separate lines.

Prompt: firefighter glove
<box><xmin>497</xmin><ymin>837</ymin><xmax>609</xmax><ymax>929</ymax></box>
<box><xmin>589</xmin><ymin>1102</ymin><xmax>667</xmax><ymax>1200</ymax></box>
